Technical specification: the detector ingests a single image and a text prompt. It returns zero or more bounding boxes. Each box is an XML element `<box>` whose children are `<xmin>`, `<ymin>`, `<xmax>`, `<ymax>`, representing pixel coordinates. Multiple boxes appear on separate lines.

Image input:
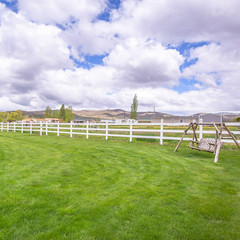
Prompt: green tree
<box><xmin>7</xmin><ymin>110</ymin><xmax>23</xmax><ymax>122</ymax></box>
<box><xmin>44</xmin><ymin>106</ymin><xmax>52</xmax><ymax>118</ymax></box>
<box><xmin>59</xmin><ymin>104</ymin><xmax>66</xmax><ymax>121</ymax></box>
<box><xmin>130</xmin><ymin>94</ymin><xmax>138</xmax><ymax>120</ymax></box>
<box><xmin>52</xmin><ymin>110</ymin><xmax>59</xmax><ymax>118</ymax></box>
<box><xmin>234</xmin><ymin>117</ymin><xmax>240</xmax><ymax>122</ymax></box>
<box><xmin>0</xmin><ymin>112</ymin><xmax>8</xmax><ymax>122</ymax></box>
<box><xmin>65</xmin><ymin>106</ymin><xmax>74</xmax><ymax>122</ymax></box>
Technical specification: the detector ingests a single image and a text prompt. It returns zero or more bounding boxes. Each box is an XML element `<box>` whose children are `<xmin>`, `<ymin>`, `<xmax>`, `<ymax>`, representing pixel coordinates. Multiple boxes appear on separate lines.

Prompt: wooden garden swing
<box><xmin>174</xmin><ymin>122</ymin><xmax>240</xmax><ymax>162</ymax></box>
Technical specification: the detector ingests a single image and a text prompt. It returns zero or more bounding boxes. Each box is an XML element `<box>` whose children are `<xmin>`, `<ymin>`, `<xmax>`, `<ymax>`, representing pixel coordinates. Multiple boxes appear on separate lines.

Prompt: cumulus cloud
<box><xmin>182</xmin><ymin>42</ymin><xmax>240</xmax><ymax>102</ymax></box>
<box><xmin>61</xmin><ymin>20</ymin><xmax>118</xmax><ymax>56</ymax></box>
<box><xmin>103</xmin><ymin>38</ymin><xmax>184</xmax><ymax>87</ymax></box>
<box><xmin>18</xmin><ymin>0</ymin><xmax>106</xmax><ymax>24</ymax></box>
<box><xmin>31</xmin><ymin>38</ymin><xmax>184</xmax><ymax>109</ymax></box>
<box><xmin>0</xmin><ymin>9</ymin><xmax>72</xmax><ymax>96</ymax></box>
<box><xmin>111</xmin><ymin>0</ymin><xmax>240</xmax><ymax>44</ymax></box>
<box><xmin>0</xmin><ymin>0</ymin><xmax>240</xmax><ymax>113</ymax></box>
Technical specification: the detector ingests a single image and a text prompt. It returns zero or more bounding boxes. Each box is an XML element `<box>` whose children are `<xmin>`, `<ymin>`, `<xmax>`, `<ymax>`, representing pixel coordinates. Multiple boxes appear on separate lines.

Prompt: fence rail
<box><xmin>0</xmin><ymin>121</ymin><xmax>240</xmax><ymax>144</ymax></box>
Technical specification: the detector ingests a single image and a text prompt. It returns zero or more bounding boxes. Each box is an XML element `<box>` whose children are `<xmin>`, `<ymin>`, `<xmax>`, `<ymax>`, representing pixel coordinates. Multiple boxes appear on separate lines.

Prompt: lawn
<box><xmin>0</xmin><ymin>132</ymin><xmax>239</xmax><ymax>240</ymax></box>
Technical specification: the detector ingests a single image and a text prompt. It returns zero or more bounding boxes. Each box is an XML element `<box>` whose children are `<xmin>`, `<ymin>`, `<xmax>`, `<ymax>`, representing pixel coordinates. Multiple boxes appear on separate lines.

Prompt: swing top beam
<box><xmin>191</xmin><ymin>122</ymin><xmax>222</xmax><ymax>126</ymax></box>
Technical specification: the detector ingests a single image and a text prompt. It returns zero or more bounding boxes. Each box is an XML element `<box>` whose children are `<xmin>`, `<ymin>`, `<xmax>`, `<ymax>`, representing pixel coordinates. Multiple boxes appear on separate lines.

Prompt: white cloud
<box><xmin>111</xmin><ymin>0</ymin><xmax>240</xmax><ymax>44</ymax></box>
<box><xmin>18</xmin><ymin>0</ymin><xmax>106</xmax><ymax>24</ymax></box>
<box><xmin>61</xmin><ymin>20</ymin><xmax>118</xmax><ymax>56</ymax></box>
<box><xmin>0</xmin><ymin>0</ymin><xmax>240</xmax><ymax>114</ymax></box>
<box><xmin>182</xmin><ymin>42</ymin><xmax>240</xmax><ymax>101</ymax></box>
<box><xmin>17</xmin><ymin>0</ymin><xmax>117</xmax><ymax>56</ymax></box>
<box><xmin>0</xmin><ymin>9</ymin><xmax>72</xmax><ymax>96</ymax></box>
<box><xmin>103</xmin><ymin>38</ymin><xmax>184</xmax><ymax>87</ymax></box>
<box><xmin>32</xmin><ymin>38</ymin><xmax>184</xmax><ymax>110</ymax></box>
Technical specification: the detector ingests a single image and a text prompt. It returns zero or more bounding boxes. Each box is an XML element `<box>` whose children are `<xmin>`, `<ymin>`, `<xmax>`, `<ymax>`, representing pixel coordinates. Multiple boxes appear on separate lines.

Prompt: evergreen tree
<box><xmin>65</xmin><ymin>106</ymin><xmax>74</xmax><ymax>122</ymax></box>
<box><xmin>44</xmin><ymin>106</ymin><xmax>52</xmax><ymax>118</ymax></box>
<box><xmin>52</xmin><ymin>110</ymin><xmax>59</xmax><ymax>118</ymax></box>
<box><xmin>59</xmin><ymin>104</ymin><xmax>66</xmax><ymax>121</ymax></box>
<box><xmin>130</xmin><ymin>94</ymin><xmax>138</xmax><ymax>119</ymax></box>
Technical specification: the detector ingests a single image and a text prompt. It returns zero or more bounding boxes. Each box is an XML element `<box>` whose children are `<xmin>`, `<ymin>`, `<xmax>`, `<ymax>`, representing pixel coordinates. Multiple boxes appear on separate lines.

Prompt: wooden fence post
<box><xmin>30</xmin><ymin>122</ymin><xmax>32</xmax><ymax>134</ymax></box>
<box><xmin>21</xmin><ymin>122</ymin><xmax>23</xmax><ymax>133</ymax></box>
<box><xmin>106</xmin><ymin>122</ymin><xmax>108</xmax><ymax>140</ymax></box>
<box><xmin>160</xmin><ymin>119</ymin><xmax>163</xmax><ymax>145</ymax></box>
<box><xmin>129</xmin><ymin>121</ymin><xmax>133</xmax><ymax>142</ymax></box>
<box><xmin>14</xmin><ymin>122</ymin><xmax>16</xmax><ymax>132</ymax></box>
<box><xmin>70</xmin><ymin>121</ymin><xmax>73</xmax><ymax>138</ymax></box>
<box><xmin>86</xmin><ymin>121</ymin><xmax>89</xmax><ymax>139</ymax></box>
<box><xmin>1</xmin><ymin>122</ymin><xmax>3</xmax><ymax>132</ymax></box>
<box><xmin>57</xmin><ymin>121</ymin><xmax>59</xmax><ymax>136</ymax></box>
<box><xmin>199</xmin><ymin>118</ymin><xmax>203</xmax><ymax>140</ymax></box>
<box><xmin>7</xmin><ymin>122</ymin><xmax>9</xmax><ymax>132</ymax></box>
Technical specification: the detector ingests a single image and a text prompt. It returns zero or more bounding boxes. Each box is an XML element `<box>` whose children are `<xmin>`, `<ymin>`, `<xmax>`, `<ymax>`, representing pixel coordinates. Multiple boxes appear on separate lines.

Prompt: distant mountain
<box><xmin>73</xmin><ymin>109</ymin><xmax>173</xmax><ymax>120</ymax></box>
<box><xmin>22</xmin><ymin>110</ymin><xmax>45</xmax><ymax>118</ymax></box>
<box><xmin>192</xmin><ymin>112</ymin><xmax>240</xmax><ymax>122</ymax></box>
<box><xmin>7</xmin><ymin>109</ymin><xmax>239</xmax><ymax>121</ymax></box>
<box><xmin>215</xmin><ymin>112</ymin><xmax>240</xmax><ymax>115</ymax></box>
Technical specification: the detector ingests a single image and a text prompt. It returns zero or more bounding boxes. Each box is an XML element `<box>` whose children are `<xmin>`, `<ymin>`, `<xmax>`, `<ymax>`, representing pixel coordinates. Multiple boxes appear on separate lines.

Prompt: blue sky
<box><xmin>0</xmin><ymin>0</ymin><xmax>18</xmax><ymax>12</ymax></box>
<box><xmin>0</xmin><ymin>0</ymin><xmax>239</xmax><ymax>114</ymax></box>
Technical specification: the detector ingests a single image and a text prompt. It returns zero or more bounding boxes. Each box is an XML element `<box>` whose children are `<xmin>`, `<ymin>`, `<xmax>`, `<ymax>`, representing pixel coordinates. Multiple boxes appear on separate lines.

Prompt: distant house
<box><xmin>115</xmin><ymin>119</ymin><xmax>138</xmax><ymax>124</ymax></box>
<box><xmin>35</xmin><ymin>118</ymin><xmax>47</xmax><ymax>123</ymax></box>
<box><xmin>152</xmin><ymin>116</ymin><xmax>196</xmax><ymax>124</ymax></box>
<box><xmin>73</xmin><ymin>117</ymin><xmax>96</xmax><ymax>124</ymax></box>
<box><xmin>126</xmin><ymin>119</ymin><xmax>138</xmax><ymax>124</ymax></box>
<box><xmin>115</xmin><ymin>119</ymin><xmax>124</xmax><ymax>124</ymax></box>
<box><xmin>73</xmin><ymin>119</ymin><xmax>86</xmax><ymax>124</ymax></box>
<box><xmin>22</xmin><ymin>118</ymin><xmax>35</xmax><ymax>123</ymax></box>
<box><xmin>44</xmin><ymin>118</ymin><xmax>62</xmax><ymax>123</ymax></box>
<box><xmin>100</xmin><ymin>119</ymin><xmax>115</xmax><ymax>124</ymax></box>
<box><xmin>138</xmin><ymin>119</ymin><xmax>152</xmax><ymax>123</ymax></box>
<box><xmin>22</xmin><ymin>118</ymin><xmax>62</xmax><ymax>124</ymax></box>
<box><xmin>198</xmin><ymin>114</ymin><xmax>222</xmax><ymax>123</ymax></box>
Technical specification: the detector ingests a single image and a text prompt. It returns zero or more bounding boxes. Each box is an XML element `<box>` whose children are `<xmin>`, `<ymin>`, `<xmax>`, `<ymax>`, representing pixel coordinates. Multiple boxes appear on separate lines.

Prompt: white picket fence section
<box><xmin>0</xmin><ymin>121</ymin><xmax>240</xmax><ymax>144</ymax></box>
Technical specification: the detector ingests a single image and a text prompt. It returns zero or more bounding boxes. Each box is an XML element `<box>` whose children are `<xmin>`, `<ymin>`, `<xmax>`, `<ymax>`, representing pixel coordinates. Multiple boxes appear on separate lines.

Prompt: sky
<box><xmin>0</xmin><ymin>0</ymin><xmax>240</xmax><ymax>115</ymax></box>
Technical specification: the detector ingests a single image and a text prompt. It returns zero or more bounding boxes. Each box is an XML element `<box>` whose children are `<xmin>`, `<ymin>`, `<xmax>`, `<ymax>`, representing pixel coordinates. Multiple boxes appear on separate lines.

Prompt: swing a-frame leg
<box><xmin>223</xmin><ymin>123</ymin><xmax>240</xmax><ymax>149</ymax></box>
<box><xmin>174</xmin><ymin>123</ymin><xmax>194</xmax><ymax>152</ymax></box>
<box><xmin>214</xmin><ymin>123</ymin><xmax>223</xmax><ymax>163</ymax></box>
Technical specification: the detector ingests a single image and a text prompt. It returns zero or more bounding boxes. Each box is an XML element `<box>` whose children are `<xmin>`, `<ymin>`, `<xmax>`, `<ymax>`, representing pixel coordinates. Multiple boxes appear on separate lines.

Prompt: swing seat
<box><xmin>188</xmin><ymin>138</ymin><xmax>223</xmax><ymax>153</ymax></box>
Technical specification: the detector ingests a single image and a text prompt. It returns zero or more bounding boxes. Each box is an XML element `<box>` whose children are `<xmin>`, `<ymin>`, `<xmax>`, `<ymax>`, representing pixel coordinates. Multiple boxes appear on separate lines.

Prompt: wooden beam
<box><xmin>188</xmin><ymin>145</ymin><xmax>214</xmax><ymax>153</ymax></box>
<box><xmin>192</xmin><ymin>123</ymin><xmax>198</xmax><ymax>142</ymax></box>
<box><xmin>174</xmin><ymin>123</ymin><xmax>193</xmax><ymax>152</ymax></box>
<box><xmin>223</xmin><ymin>123</ymin><xmax>240</xmax><ymax>149</ymax></box>
<box><xmin>197</xmin><ymin>122</ymin><xmax>222</xmax><ymax>126</ymax></box>
<box><xmin>214</xmin><ymin>123</ymin><xmax>223</xmax><ymax>163</ymax></box>
<box><xmin>213</xmin><ymin>123</ymin><xmax>220</xmax><ymax>135</ymax></box>
<box><xmin>214</xmin><ymin>129</ymin><xmax>218</xmax><ymax>154</ymax></box>
<box><xmin>214</xmin><ymin>142</ymin><xmax>222</xmax><ymax>163</ymax></box>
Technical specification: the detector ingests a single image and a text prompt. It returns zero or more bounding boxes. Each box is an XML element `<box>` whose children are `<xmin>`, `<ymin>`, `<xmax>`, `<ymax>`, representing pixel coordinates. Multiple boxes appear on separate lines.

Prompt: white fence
<box><xmin>0</xmin><ymin>121</ymin><xmax>240</xmax><ymax>144</ymax></box>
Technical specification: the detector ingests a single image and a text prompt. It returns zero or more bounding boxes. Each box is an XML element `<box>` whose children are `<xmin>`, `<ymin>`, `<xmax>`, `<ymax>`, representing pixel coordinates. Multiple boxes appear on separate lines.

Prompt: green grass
<box><xmin>0</xmin><ymin>132</ymin><xmax>240</xmax><ymax>240</ymax></box>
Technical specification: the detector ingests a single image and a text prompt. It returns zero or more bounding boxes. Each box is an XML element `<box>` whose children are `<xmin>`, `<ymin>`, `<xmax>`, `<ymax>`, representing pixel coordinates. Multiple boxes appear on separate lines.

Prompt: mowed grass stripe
<box><xmin>0</xmin><ymin>132</ymin><xmax>239</xmax><ymax>240</ymax></box>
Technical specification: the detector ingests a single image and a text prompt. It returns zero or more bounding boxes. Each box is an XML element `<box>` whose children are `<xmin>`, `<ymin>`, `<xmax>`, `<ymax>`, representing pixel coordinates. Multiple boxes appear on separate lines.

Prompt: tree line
<box><xmin>44</xmin><ymin>104</ymin><xmax>74</xmax><ymax>122</ymax></box>
<box><xmin>0</xmin><ymin>96</ymin><xmax>137</xmax><ymax>123</ymax></box>
<box><xmin>0</xmin><ymin>110</ymin><xmax>24</xmax><ymax>122</ymax></box>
